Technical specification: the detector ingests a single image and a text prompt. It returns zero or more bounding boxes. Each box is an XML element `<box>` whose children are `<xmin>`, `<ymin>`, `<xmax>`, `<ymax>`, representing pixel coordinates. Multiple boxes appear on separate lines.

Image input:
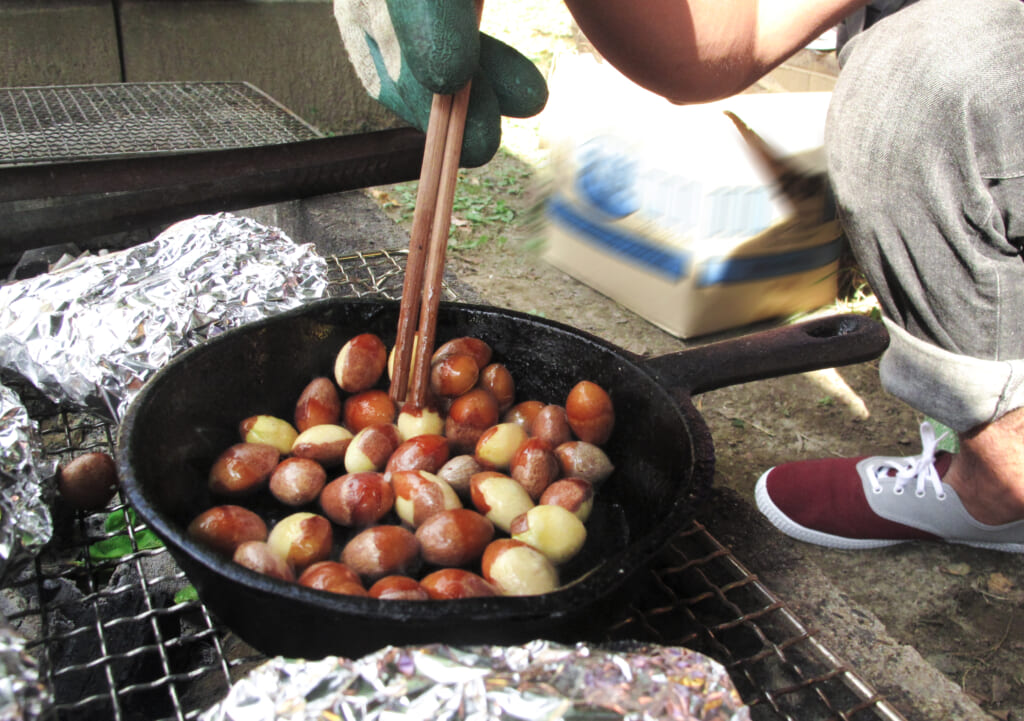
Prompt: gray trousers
<box><xmin>827</xmin><ymin>0</ymin><xmax>1024</xmax><ymax>433</ymax></box>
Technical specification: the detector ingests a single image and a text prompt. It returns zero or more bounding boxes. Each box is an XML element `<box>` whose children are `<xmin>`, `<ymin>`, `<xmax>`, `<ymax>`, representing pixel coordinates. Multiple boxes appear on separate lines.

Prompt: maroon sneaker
<box><xmin>755</xmin><ymin>422</ymin><xmax>1024</xmax><ymax>552</ymax></box>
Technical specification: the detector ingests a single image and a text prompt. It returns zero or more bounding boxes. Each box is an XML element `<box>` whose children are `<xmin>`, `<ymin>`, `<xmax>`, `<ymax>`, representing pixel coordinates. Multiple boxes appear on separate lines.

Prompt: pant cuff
<box><xmin>879</xmin><ymin>321</ymin><xmax>1024</xmax><ymax>433</ymax></box>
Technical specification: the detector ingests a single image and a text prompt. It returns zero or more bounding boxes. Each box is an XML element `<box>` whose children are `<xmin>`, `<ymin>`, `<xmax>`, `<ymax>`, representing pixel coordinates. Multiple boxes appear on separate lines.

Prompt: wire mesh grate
<box><xmin>1</xmin><ymin>249</ymin><xmax>905</xmax><ymax>720</ymax></box>
<box><xmin>0</xmin><ymin>82</ymin><xmax>321</xmax><ymax>167</ymax></box>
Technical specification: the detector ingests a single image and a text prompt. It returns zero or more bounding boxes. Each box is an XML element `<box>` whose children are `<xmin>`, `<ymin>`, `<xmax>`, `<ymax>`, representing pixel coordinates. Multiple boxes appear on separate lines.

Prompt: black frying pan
<box><xmin>116</xmin><ymin>298</ymin><xmax>887</xmax><ymax>659</ymax></box>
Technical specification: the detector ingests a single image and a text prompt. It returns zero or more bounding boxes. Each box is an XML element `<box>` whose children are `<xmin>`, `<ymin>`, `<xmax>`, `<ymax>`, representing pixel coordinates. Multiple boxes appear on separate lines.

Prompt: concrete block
<box><xmin>117</xmin><ymin>0</ymin><xmax>400</xmax><ymax>135</ymax></box>
<box><xmin>0</xmin><ymin>0</ymin><xmax>122</xmax><ymax>87</ymax></box>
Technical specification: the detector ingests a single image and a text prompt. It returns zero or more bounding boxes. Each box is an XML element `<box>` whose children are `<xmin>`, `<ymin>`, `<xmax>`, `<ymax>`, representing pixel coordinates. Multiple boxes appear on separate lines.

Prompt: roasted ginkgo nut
<box><xmin>477</xmin><ymin>363</ymin><xmax>515</xmax><ymax>413</ymax></box>
<box><xmin>297</xmin><ymin>561</ymin><xmax>367</xmax><ymax>595</ymax></box>
<box><xmin>335</xmin><ymin>333</ymin><xmax>388</xmax><ymax>393</ymax></box>
<box><xmin>419</xmin><ymin>568</ymin><xmax>498</xmax><ymax>599</ymax></box>
<box><xmin>266</xmin><ymin>512</ymin><xmax>334</xmax><ymax>573</ymax></box>
<box><xmin>239</xmin><ymin>415</ymin><xmax>298</xmax><ymax>454</ymax></box>
<box><xmin>384</xmin><ymin>434</ymin><xmax>450</xmax><ymax>475</ymax></box>
<box><xmin>269</xmin><ymin>457</ymin><xmax>327</xmax><ymax>507</ymax></box>
<box><xmin>469</xmin><ymin>471</ymin><xmax>535</xmax><ymax>534</ymax></box>
<box><xmin>319</xmin><ymin>472</ymin><xmax>394</xmax><ymax>527</ymax></box>
<box><xmin>509</xmin><ymin>504</ymin><xmax>587</xmax><ymax>565</ymax></box>
<box><xmin>565</xmin><ymin>381</ymin><xmax>615</xmax><ymax>445</ymax></box>
<box><xmin>539</xmin><ymin>478</ymin><xmax>595</xmax><ymax>522</ymax></box>
<box><xmin>233</xmin><ymin>541</ymin><xmax>294</xmax><ymax>582</ymax></box>
<box><xmin>397</xmin><ymin>403</ymin><xmax>445</xmax><ymax>440</ymax></box>
<box><xmin>432</xmin><ymin>337</ymin><xmax>493</xmax><ymax>369</ymax></box>
<box><xmin>444</xmin><ymin>388</ymin><xmax>499</xmax><ymax>453</ymax></box>
<box><xmin>208</xmin><ymin>443</ymin><xmax>279</xmax><ymax>496</ymax></box>
<box><xmin>341</xmin><ymin>525</ymin><xmax>421</xmax><ymax>583</ymax></box>
<box><xmin>436</xmin><ymin>454</ymin><xmax>485</xmax><ymax>496</ymax></box>
<box><xmin>391</xmin><ymin>470</ymin><xmax>462</xmax><ymax>528</ymax></box>
<box><xmin>509</xmin><ymin>437</ymin><xmax>559</xmax><ymax>501</ymax></box>
<box><xmin>57</xmin><ymin>451</ymin><xmax>119</xmax><ymax>510</ymax></box>
<box><xmin>553</xmin><ymin>441</ymin><xmax>615</xmax><ymax>485</ymax></box>
<box><xmin>531</xmin><ymin>405</ymin><xmax>572</xmax><ymax>448</ymax></box>
<box><xmin>503</xmin><ymin>400</ymin><xmax>545</xmax><ymax>434</ymax></box>
<box><xmin>415</xmin><ymin>508</ymin><xmax>494</xmax><ymax>568</ymax></box>
<box><xmin>481</xmin><ymin>539</ymin><xmax>559</xmax><ymax>596</ymax></box>
<box><xmin>294</xmin><ymin>377</ymin><xmax>342</xmax><ymax>432</ymax></box>
<box><xmin>368</xmin><ymin>575</ymin><xmax>430</xmax><ymax>600</ymax></box>
<box><xmin>430</xmin><ymin>353</ymin><xmax>480</xmax><ymax>398</ymax></box>
<box><xmin>343</xmin><ymin>390</ymin><xmax>396</xmax><ymax>434</ymax></box>
<box><xmin>474</xmin><ymin>422</ymin><xmax>528</xmax><ymax>470</ymax></box>
<box><xmin>187</xmin><ymin>505</ymin><xmax>268</xmax><ymax>557</ymax></box>
<box><xmin>344</xmin><ymin>424</ymin><xmax>402</xmax><ymax>473</ymax></box>
<box><xmin>290</xmin><ymin>424</ymin><xmax>353</xmax><ymax>468</ymax></box>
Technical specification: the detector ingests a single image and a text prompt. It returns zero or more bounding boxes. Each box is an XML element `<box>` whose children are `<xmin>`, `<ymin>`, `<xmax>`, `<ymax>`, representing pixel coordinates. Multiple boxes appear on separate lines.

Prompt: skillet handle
<box><xmin>641</xmin><ymin>313</ymin><xmax>890</xmax><ymax>396</ymax></box>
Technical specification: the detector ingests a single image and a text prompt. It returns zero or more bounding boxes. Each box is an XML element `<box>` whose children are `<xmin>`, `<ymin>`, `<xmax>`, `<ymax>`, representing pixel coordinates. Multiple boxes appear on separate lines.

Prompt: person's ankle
<box><xmin>942</xmin><ymin>409</ymin><xmax>1024</xmax><ymax>526</ymax></box>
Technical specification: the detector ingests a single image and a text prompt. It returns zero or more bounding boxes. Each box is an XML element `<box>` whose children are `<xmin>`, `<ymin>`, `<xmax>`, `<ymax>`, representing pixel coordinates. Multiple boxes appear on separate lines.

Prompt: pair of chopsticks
<box><xmin>390</xmin><ymin>2</ymin><xmax>484</xmax><ymax>409</ymax></box>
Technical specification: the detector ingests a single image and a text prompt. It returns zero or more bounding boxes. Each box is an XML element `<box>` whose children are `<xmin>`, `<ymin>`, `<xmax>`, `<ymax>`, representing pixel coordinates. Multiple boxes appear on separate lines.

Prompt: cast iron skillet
<box><xmin>117</xmin><ymin>298</ymin><xmax>888</xmax><ymax>659</ymax></box>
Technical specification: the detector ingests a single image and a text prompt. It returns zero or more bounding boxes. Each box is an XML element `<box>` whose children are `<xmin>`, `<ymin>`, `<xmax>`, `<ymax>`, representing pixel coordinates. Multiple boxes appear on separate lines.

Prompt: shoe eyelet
<box><xmin>872</xmin><ymin>487</ymin><xmax>883</xmax><ymax>495</ymax></box>
<box><xmin>893</xmin><ymin>487</ymin><xmax>904</xmax><ymax>495</ymax></box>
<box><xmin>915</xmin><ymin>490</ymin><xmax>925</xmax><ymax>498</ymax></box>
<box><xmin>937</xmin><ymin>493</ymin><xmax>947</xmax><ymax>501</ymax></box>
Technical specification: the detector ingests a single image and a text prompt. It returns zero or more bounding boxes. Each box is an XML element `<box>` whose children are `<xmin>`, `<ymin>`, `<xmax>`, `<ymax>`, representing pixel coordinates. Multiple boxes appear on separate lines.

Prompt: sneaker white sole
<box><xmin>754</xmin><ymin>469</ymin><xmax>905</xmax><ymax>551</ymax></box>
<box><xmin>755</xmin><ymin>469</ymin><xmax>1024</xmax><ymax>554</ymax></box>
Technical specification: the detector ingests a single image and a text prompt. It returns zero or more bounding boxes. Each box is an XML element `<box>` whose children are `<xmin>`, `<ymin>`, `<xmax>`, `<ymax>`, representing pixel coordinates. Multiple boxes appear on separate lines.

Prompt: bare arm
<box><xmin>563</xmin><ymin>0</ymin><xmax>869</xmax><ymax>102</ymax></box>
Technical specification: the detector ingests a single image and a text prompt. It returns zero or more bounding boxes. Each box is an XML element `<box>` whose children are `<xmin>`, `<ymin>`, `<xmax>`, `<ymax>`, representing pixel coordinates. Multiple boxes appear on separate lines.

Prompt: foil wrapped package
<box><xmin>202</xmin><ymin>641</ymin><xmax>750</xmax><ymax>721</ymax></box>
<box><xmin>0</xmin><ymin>213</ymin><xmax>330</xmax><ymax>422</ymax></box>
<box><xmin>0</xmin><ymin>618</ymin><xmax>49</xmax><ymax>721</ymax></box>
<box><xmin>0</xmin><ymin>213</ymin><xmax>329</xmax><ymax>720</ymax></box>
<box><xmin>0</xmin><ymin>382</ymin><xmax>56</xmax><ymax>582</ymax></box>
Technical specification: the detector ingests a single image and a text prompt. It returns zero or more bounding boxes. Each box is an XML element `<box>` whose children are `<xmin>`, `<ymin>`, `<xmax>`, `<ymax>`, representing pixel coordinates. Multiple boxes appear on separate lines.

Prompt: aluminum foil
<box><xmin>202</xmin><ymin>641</ymin><xmax>750</xmax><ymax>720</ymax></box>
<box><xmin>0</xmin><ymin>619</ymin><xmax>49</xmax><ymax>721</ymax></box>
<box><xmin>0</xmin><ymin>383</ymin><xmax>53</xmax><ymax>721</ymax></box>
<box><xmin>0</xmin><ymin>381</ymin><xmax>55</xmax><ymax>582</ymax></box>
<box><xmin>0</xmin><ymin>213</ymin><xmax>328</xmax><ymax>720</ymax></box>
<box><xmin>0</xmin><ymin>213</ymin><xmax>330</xmax><ymax>422</ymax></box>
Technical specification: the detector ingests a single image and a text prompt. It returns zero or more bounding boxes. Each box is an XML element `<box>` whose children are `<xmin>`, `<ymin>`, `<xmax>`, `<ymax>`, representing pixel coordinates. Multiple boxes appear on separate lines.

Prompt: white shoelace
<box><xmin>868</xmin><ymin>421</ymin><xmax>949</xmax><ymax>501</ymax></box>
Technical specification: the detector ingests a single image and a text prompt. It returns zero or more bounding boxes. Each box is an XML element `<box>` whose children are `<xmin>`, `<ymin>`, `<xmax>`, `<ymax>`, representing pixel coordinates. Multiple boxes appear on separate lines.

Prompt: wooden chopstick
<box><xmin>407</xmin><ymin>80</ymin><xmax>475</xmax><ymax>408</ymax></box>
<box><xmin>389</xmin><ymin>93</ymin><xmax>455</xmax><ymax>405</ymax></box>
<box><xmin>391</xmin><ymin>1</ymin><xmax>483</xmax><ymax>408</ymax></box>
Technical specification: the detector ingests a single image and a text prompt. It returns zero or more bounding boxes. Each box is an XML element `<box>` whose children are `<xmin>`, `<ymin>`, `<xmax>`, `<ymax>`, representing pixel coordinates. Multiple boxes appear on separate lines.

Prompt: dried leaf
<box><xmin>988</xmin><ymin>572</ymin><xmax>1015</xmax><ymax>595</ymax></box>
<box><xmin>940</xmin><ymin>562</ymin><xmax>971</xmax><ymax>577</ymax></box>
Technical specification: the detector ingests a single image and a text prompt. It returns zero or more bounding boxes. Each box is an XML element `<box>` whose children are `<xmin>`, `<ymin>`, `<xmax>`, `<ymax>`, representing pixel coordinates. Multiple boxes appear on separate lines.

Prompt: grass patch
<box><xmin>369</xmin><ymin>148</ymin><xmax>540</xmax><ymax>251</ymax></box>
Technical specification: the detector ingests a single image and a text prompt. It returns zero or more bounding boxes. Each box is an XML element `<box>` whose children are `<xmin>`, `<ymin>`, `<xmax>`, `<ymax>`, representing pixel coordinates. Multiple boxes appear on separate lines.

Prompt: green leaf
<box><xmin>88</xmin><ymin>535</ymin><xmax>135</xmax><ymax>561</ymax></box>
<box><xmin>88</xmin><ymin>527</ymin><xmax>163</xmax><ymax>561</ymax></box>
<box><xmin>103</xmin><ymin>508</ymin><xmax>137</xmax><ymax>533</ymax></box>
<box><xmin>174</xmin><ymin>584</ymin><xmax>199</xmax><ymax>604</ymax></box>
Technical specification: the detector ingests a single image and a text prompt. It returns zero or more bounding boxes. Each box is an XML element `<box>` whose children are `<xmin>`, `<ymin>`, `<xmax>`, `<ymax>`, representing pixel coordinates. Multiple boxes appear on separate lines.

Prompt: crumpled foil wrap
<box><xmin>0</xmin><ymin>381</ymin><xmax>56</xmax><ymax>582</ymax></box>
<box><xmin>0</xmin><ymin>213</ymin><xmax>329</xmax><ymax>720</ymax></box>
<box><xmin>201</xmin><ymin>641</ymin><xmax>750</xmax><ymax>721</ymax></box>
<box><xmin>0</xmin><ymin>213</ymin><xmax>330</xmax><ymax>422</ymax></box>
<box><xmin>0</xmin><ymin>619</ymin><xmax>49</xmax><ymax>721</ymax></box>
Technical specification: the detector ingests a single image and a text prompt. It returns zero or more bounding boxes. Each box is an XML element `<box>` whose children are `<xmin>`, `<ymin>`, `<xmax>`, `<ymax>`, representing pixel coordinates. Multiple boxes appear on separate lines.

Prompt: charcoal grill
<box><xmin>0</xmin><ymin>82</ymin><xmax>320</xmax><ymax>166</ymax></box>
<box><xmin>0</xmin><ymin>82</ymin><xmax>424</xmax><ymax>259</ymax></box>
<box><xmin>1</xmin><ymin>250</ymin><xmax>908</xmax><ymax>721</ymax></box>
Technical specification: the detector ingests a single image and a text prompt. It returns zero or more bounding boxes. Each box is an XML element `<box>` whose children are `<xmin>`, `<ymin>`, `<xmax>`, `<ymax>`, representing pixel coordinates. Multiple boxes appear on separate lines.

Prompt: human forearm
<box><xmin>564</xmin><ymin>0</ymin><xmax>869</xmax><ymax>102</ymax></box>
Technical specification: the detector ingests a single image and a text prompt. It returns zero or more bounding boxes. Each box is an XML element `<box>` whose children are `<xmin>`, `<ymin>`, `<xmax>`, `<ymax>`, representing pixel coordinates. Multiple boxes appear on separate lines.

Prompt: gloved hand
<box><xmin>335</xmin><ymin>0</ymin><xmax>548</xmax><ymax>167</ymax></box>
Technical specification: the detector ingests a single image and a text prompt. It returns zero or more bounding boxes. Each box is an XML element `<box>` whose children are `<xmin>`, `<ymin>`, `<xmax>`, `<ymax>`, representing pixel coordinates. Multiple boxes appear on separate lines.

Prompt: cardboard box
<box><xmin>541</xmin><ymin>54</ymin><xmax>842</xmax><ymax>338</ymax></box>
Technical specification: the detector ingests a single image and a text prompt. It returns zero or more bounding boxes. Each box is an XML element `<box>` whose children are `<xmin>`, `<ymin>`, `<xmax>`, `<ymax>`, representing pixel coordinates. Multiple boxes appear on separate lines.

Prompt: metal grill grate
<box><xmin>0</xmin><ymin>82</ymin><xmax>321</xmax><ymax>167</ymax></box>
<box><xmin>1</xmin><ymin>249</ymin><xmax>906</xmax><ymax>721</ymax></box>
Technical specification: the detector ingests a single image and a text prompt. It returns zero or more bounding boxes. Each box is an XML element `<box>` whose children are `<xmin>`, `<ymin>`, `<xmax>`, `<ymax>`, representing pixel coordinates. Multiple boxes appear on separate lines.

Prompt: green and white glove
<box><xmin>334</xmin><ymin>0</ymin><xmax>548</xmax><ymax>167</ymax></box>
